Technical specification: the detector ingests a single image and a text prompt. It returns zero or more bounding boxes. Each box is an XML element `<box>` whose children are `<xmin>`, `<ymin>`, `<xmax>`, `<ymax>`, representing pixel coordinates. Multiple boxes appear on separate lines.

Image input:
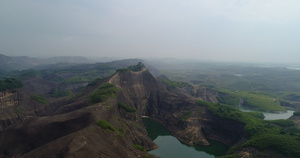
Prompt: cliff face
<box><xmin>165</xmin><ymin>85</ymin><xmax>219</xmax><ymax>103</ymax></box>
<box><xmin>0</xmin><ymin>89</ymin><xmax>38</xmax><ymax>130</ymax></box>
<box><xmin>182</xmin><ymin>86</ymin><xmax>219</xmax><ymax>103</ymax></box>
<box><xmin>0</xmin><ymin>90</ymin><xmax>21</xmax><ymax>130</ymax></box>
<box><xmin>110</xmin><ymin>70</ymin><xmax>247</xmax><ymax>146</ymax></box>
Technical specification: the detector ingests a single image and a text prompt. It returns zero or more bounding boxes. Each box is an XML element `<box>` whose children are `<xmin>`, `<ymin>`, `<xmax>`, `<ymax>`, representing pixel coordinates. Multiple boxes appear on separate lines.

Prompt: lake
<box><xmin>143</xmin><ymin>118</ymin><xmax>229</xmax><ymax>158</ymax></box>
<box><xmin>239</xmin><ymin>108</ymin><xmax>294</xmax><ymax>120</ymax></box>
<box><xmin>142</xmin><ymin>109</ymin><xmax>295</xmax><ymax>157</ymax></box>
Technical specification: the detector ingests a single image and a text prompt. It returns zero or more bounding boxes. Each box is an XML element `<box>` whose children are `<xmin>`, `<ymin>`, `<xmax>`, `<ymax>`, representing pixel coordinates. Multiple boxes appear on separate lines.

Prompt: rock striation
<box><xmin>0</xmin><ymin>89</ymin><xmax>38</xmax><ymax>131</ymax></box>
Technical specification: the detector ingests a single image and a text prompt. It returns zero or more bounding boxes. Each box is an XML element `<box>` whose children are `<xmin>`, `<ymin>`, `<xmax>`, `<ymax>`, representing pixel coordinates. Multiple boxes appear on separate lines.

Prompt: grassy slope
<box><xmin>149</xmin><ymin>60</ymin><xmax>300</xmax><ymax>109</ymax></box>
<box><xmin>235</xmin><ymin>91</ymin><xmax>284</xmax><ymax>112</ymax></box>
<box><xmin>197</xmin><ymin>100</ymin><xmax>300</xmax><ymax>157</ymax></box>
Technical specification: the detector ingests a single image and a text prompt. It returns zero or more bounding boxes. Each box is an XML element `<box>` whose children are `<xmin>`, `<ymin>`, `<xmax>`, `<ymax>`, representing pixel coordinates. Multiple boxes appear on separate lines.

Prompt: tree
<box><xmin>128</xmin><ymin>62</ymin><xmax>145</xmax><ymax>71</ymax></box>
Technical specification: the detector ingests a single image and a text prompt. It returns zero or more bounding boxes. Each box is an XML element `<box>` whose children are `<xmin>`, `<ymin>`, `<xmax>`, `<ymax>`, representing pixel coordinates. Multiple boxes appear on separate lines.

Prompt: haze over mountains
<box><xmin>0</xmin><ymin>54</ymin><xmax>120</xmax><ymax>71</ymax></box>
<box><xmin>1</xmin><ymin>1</ymin><xmax>300</xmax><ymax>63</ymax></box>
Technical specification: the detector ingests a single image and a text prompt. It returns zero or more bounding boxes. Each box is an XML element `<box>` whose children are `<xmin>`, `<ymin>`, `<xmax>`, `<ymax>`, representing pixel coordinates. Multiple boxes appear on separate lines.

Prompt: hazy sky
<box><xmin>1</xmin><ymin>0</ymin><xmax>300</xmax><ymax>62</ymax></box>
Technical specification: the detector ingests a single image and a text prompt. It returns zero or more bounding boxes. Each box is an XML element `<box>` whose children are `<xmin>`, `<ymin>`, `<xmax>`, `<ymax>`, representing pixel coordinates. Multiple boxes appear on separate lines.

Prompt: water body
<box><xmin>143</xmin><ymin>118</ymin><xmax>229</xmax><ymax>158</ymax></box>
<box><xmin>239</xmin><ymin>108</ymin><xmax>294</xmax><ymax>120</ymax></box>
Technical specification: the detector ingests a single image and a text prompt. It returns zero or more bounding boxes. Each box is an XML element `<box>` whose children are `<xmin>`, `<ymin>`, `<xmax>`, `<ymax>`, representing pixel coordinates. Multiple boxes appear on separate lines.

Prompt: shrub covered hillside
<box><xmin>128</xmin><ymin>62</ymin><xmax>145</xmax><ymax>71</ymax></box>
<box><xmin>89</xmin><ymin>83</ymin><xmax>119</xmax><ymax>104</ymax></box>
<box><xmin>116</xmin><ymin>62</ymin><xmax>146</xmax><ymax>73</ymax></box>
<box><xmin>0</xmin><ymin>78</ymin><xmax>23</xmax><ymax>91</ymax></box>
<box><xmin>197</xmin><ymin>100</ymin><xmax>300</xmax><ymax>157</ymax></box>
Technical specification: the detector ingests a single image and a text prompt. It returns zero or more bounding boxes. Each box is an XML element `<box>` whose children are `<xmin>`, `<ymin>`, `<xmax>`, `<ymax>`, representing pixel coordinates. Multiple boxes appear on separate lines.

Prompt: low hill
<box><xmin>0</xmin><ymin>54</ymin><xmax>92</xmax><ymax>71</ymax></box>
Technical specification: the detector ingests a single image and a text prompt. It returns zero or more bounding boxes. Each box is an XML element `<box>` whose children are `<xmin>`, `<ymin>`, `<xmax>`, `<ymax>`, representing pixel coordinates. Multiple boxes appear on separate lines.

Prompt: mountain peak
<box><xmin>109</xmin><ymin>66</ymin><xmax>162</xmax><ymax>97</ymax></box>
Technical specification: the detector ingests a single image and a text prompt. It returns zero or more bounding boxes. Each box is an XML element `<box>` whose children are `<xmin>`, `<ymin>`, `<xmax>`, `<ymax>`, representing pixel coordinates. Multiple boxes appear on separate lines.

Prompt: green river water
<box><xmin>143</xmin><ymin>109</ymin><xmax>294</xmax><ymax>158</ymax></box>
<box><xmin>239</xmin><ymin>108</ymin><xmax>294</xmax><ymax>120</ymax></box>
<box><xmin>142</xmin><ymin>118</ymin><xmax>229</xmax><ymax>158</ymax></box>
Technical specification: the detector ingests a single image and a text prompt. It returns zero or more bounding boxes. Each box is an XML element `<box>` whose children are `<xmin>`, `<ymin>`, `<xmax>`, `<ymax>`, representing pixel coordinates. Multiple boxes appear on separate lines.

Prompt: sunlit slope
<box><xmin>237</xmin><ymin>92</ymin><xmax>284</xmax><ymax>112</ymax></box>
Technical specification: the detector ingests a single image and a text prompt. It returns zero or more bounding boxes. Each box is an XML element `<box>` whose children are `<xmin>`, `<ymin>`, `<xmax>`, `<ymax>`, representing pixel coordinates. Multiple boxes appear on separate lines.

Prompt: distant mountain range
<box><xmin>0</xmin><ymin>54</ymin><xmax>118</xmax><ymax>71</ymax></box>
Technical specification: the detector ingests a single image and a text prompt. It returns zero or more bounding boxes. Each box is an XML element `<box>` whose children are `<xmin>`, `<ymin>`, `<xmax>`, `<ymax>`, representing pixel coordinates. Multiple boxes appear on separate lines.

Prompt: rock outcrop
<box><xmin>0</xmin><ymin>89</ymin><xmax>38</xmax><ymax>131</ymax></box>
<box><xmin>110</xmin><ymin>70</ymin><xmax>248</xmax><ymax>146</ymax></box>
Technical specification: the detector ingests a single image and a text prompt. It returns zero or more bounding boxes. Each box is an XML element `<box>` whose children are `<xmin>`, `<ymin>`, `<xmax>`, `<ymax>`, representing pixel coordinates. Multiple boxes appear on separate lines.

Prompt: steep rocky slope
<box><xmin>107</xmin><ymin>69</ymin><xmax>248</xmax><ymax>146</ymax></box>
<box><xmin>0</xmin><ymin>89</ymin><xmax>40</xmax><ymax>131</ymax></box>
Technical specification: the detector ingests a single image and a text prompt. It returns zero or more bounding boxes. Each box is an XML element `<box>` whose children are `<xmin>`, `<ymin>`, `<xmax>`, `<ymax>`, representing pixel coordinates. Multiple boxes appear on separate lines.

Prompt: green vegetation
<box><xmin>90</xmin><ymin>83</ymin><xmax>119</xmax><ymax>104</ymax></box>
<box><xmin>247</xmin><ymin>112</ymin><xmax>265</xmax><ymax>119</ymax></box>
<box><xmin>196</xmin><ymin>100</ymin><xmax>212</xmax><ymax>107</ymax></box>
<box><xmin>116</xmin><ymin>68</ymin><xmax>130</xmax><ymax>73</ymax></box>
<box><xmin>128</xmin><ymin>62</ymin><xmax>145</xmax><ymax>72</ymax></box>
<box><xmin>133</xmin><ymin>144</ymin><xmax>146</xmax><ymax>152</ymax></box>
<box><xmin>236</xmin><ymin>92</ymin><xmax>284</xmax><ymax>112</ymax></box>
<box><xmin>217</xmin><ymin>93</ymin><xmax>240</xmax><ymax>106</ymax></box>
<box><xmin>95</xmin><ymin>64</ymin><xmax>116</xmax><ymax>71</ymax></box>
<box><xmin>116</xmin><ymin>62</ymin><xmax>146</xmax><ymax>73</ymax></box>
<box><xmin>96</xmin><ymin>119</ymin><xmax>125</xmax><ymax>137</ymax></box>
<box><xmin>142</xmin><ymin>69</ymin><xmax>149</xmax><ymax>73</ymax></box>
<box><xmin>150</xmin><ymin>61</ymin><xmax>300</xmax><ymax>93</ymax></box>
<box><xmin>133</xmin><ymin>123</ymin><xmax>140</xmax><ymax>127</ymax></box>
<box><xmin>14</xmin><ymin>106</ymin><xmax>25</xmax><ymax>114</ymax></box>
<box><xmin>217</xmin><ymin>90</ymin><xmax>284</xmax><ymax>112</ymax></box>
<box><xmin>64</xmin><ymin>76</ymin><xmax>89</xmax><ymax>84</ymax></box>
<box><xmin>44</xmin><ymin>64</ymin><xmax>115</xmax><ymax>82</ymax></box>
<box><xmin>149</xmin><ymin>61</ymin><xmax>300</xmax><ymax>111</ymax></box>
<box><xmin>196</xmin><ymin>100</ymin><xmax>300</xmax><ymax>157</ymax></box>
<box><xmin>30</xmin><ymin>95</ymin><xmax>48</xmax><ymax>104</ymax></box>
<box><xmin>282</xmin><ymin>92</ymin><xmax>300</xmax><ymax>102</ymax></box>
<box><xmin>0</xmin><ymin>78</ymin><xmax>23</xmax><ymax>91</ymax></box>
<box><xmin>180</xmin><ymin>111</ymin><xmax>192</xmax><ymax>122</ymax></box>
<box><xmin>244</xmin><ymin>134</ymin><xmax>300</xmax><ymax>157</ymax></box>
<box><xmin>97</xmin><ymin>119</ymin><xmax>116</xmax><ymax>131</ymax></box>
<box><xmin>118</xmin><ymin>102</ymin><xmax>137</xmax><ymax>113</ymax></box>
<box><xmin>293</xmin><ymin>111</ymin><xmax>300</xmax><ymax>116</ymax></box>
<box><xmin>49</xmin><ymin>88</ymin><xmax>71</xmax><ymax>98</ymax></box>
<box><xmin>267</xmin><ymin>119</ymin><xmax>295</xmax><ymax>128</ymax></box>
<box><xmin>41</xmin><ymin>72</ymin><xmax>64</xmax><ymax>82</ymax></box>
<box><xmin>87</xmin><ymin>78</ymin><xmax>102</xmax><ymax>87</ymax></box>
<box><xmin>20</xmin><ymin>69</ymin><xmax>39</xmax><ymax>78</ymax></box>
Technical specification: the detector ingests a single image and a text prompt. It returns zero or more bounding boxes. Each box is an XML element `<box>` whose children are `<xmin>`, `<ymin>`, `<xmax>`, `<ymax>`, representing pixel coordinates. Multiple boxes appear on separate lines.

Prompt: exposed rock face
<box><xmin>0</xmin><ymin>89</ymin><xmax>38</xmax><ymax>131</ymax></box>
<box><xmin>108</xmin><ymin>70</ymin><xmax>208</xmax><ymax>145</ymax></box>
<box><xmin>0</xmin><ymin>90</ymin><xmax>21</xmax><ymax>130</ymax></box>
<box><xmin>182</xmin><ymin>86</ymin><xmax>219</xmax><ymax>103</ymax></box>
<box><xmin>110</xmin><ymin>70</ymin><xmax>247</xmax><ymax>146</ymax></box>
<box><xmin>0</xmin><ymin>95</ymin><xmax>155</xmax><ymax>157</ymax></box>
<box><xmin>165</xmin><ymin>85</ymin><xmax>219</xmax><ymax>103</ymax></box>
